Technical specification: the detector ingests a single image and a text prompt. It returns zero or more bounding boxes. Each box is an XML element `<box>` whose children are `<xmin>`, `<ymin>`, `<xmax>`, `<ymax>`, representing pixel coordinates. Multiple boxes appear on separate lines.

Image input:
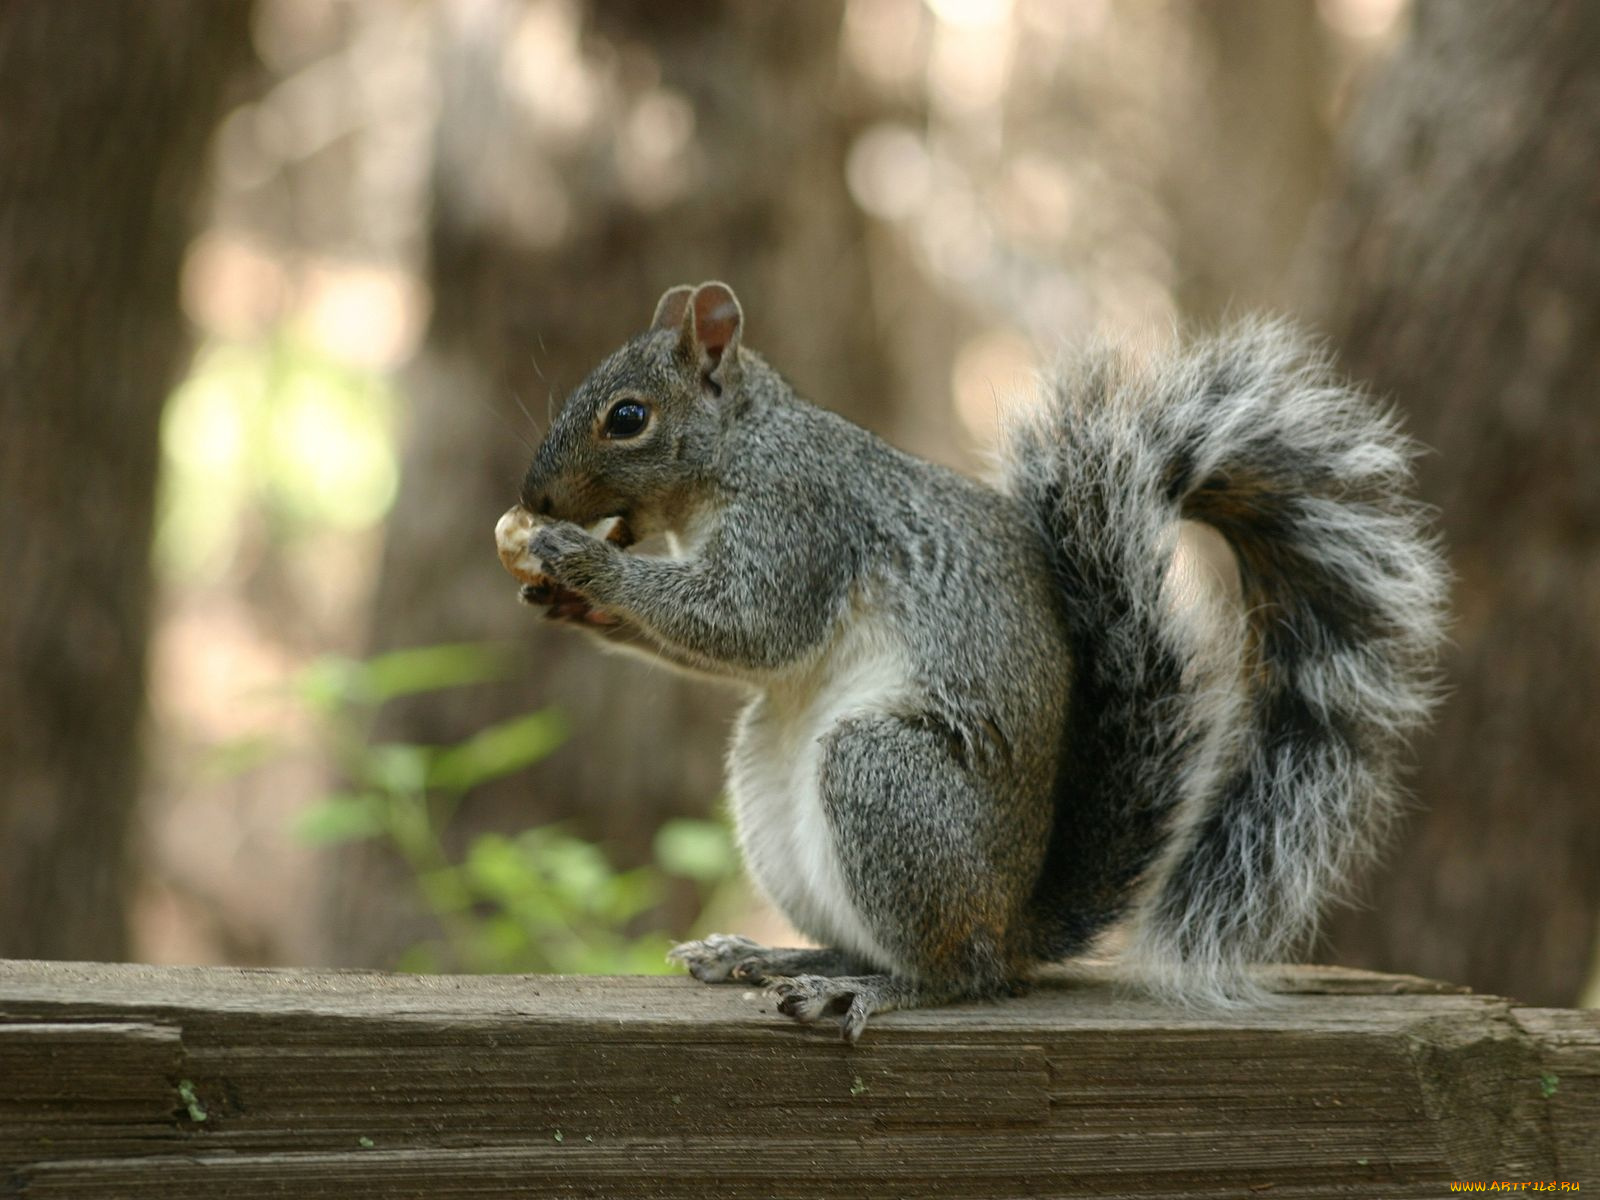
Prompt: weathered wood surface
<box><xmin>0</xmin><ymin>960</ymin><xmax>1594</xmax><ymax>1198</ymax></box>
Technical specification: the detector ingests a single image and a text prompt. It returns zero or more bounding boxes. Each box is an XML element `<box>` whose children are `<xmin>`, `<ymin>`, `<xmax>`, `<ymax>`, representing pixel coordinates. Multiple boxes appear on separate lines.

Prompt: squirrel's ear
<box><xmin>650</xmin><ymin>285</ymin><xmax>694</xmax><ymax>332</ymax></box>
<box><xmin>688</xmin><ymin>281</ymin><xmax>743</xmax><ymax>380</ymax></box>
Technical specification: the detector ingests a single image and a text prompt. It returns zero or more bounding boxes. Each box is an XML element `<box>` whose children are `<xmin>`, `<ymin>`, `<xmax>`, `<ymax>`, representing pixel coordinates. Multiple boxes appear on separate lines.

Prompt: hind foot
<box><xmin>668</xmin><ymin>936</ymin><xmax>871</xmax><ymax>985</ymax></box>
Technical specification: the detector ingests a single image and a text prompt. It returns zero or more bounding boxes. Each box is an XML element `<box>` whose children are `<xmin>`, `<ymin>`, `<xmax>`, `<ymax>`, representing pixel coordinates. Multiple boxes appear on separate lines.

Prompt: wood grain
<box><xmin>1</xmin><ymin>960</ymin><xmax>1594</xmax><ymax>1197</ymax></box>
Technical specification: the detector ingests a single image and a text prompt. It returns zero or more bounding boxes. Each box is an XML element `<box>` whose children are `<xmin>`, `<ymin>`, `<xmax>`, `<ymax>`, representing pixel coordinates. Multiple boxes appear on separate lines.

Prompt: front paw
<box><xmin>528</xmin><ymin>522</ymin><xmax>613</xmax><ymax>590</ymax></box>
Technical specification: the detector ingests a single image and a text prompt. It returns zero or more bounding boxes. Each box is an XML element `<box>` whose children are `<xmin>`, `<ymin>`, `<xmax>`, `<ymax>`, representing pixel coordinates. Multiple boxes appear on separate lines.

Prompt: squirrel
<box><xmin>499</xmin><ymin>280</ymin><xmax>1446</xmax><ymax>1041</ymax></box>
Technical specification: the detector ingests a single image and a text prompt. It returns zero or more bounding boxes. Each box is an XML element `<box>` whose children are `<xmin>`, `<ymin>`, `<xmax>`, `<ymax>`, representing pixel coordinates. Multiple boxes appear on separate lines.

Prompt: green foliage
<box><xmin>427</xmin><ymin>710</ymin><xmax>570</xmax><ymax>792</ymax></box>
<box><xmin>439</xmin><ymin>828</ymin><xmax>672</xmax><ymax>973</ymax></box>
<box><xmin>219</xmin><ymin>639</ymin><xmax>738</xmax><ymax>975</ymax></box>
<box><xmin>293</xmin><ymin>792</ymin><xmax>389</xmax><ymax>846</ymax></box>
<box><xmin>294</xmin><ymin>642</ymin><xmax>514</xmax><ymax>712</ymax></box>
<box><xmin>654</xmin><ymin>817</ymin><xmax>740</xmax><ymax>884</ymax></box>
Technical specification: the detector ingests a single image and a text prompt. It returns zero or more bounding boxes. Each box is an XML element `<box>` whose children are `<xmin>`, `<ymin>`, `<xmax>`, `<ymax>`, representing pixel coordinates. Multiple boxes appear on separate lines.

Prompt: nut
<box><xmin>495</xmin><ymin>506</ymin><xmax>548</xmax><ymax>587</ymax></box>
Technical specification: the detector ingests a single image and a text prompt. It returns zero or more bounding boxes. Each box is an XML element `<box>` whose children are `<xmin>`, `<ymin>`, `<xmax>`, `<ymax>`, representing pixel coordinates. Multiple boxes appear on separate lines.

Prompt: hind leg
<box><xmin>766</xmin><ymin>715</ymin><xmax>1047</xmax><ymax>1040</ymax></box>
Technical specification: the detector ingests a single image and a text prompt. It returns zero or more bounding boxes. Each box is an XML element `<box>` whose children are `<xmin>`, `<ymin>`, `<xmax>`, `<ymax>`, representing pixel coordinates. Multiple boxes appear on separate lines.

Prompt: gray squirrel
<box><xmin>501</xmin><ymin>280</ymin><xmax>1446</xmax><ymax>1041</ymax></box>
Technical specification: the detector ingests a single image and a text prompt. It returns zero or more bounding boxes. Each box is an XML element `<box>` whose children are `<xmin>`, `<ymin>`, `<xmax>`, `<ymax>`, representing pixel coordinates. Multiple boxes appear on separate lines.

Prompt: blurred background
<box><xmin>2</xmin><ymin>0</ymin><xmax>1597</xmax><ymax>1007</ymax></box>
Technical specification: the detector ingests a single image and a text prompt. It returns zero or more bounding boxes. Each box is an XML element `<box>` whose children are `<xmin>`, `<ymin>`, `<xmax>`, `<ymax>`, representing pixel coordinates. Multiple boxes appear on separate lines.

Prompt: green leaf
<box><xmin>541</xmin><ymin>837</ymin><xmax>613</xmax><ymax>904</ymax></box>
<box><xmin>653</xmin><ymin>818</ymin><xmax>737</xmax><ymax>883</ymax></box>
<box><xmin>363</xmin><ymin>643</ymin><xmax>516</xmax><ymax>703</ymax></box>
<box><xmin>294</xmin><ymin>655</ymin><xmax>370</xmax><ymax>712</ymax></box>
<box><xmin>463</xmin><ymin>834</ymin><xmax>528</xmax><ymax>900</ymax></box>
<box><xmin>602</xmin><ymin>867</ymin><xmax>665</xmax><ymax>922</ymax></box>
<box><xmin>507</xmin><ymin>890</ymin><xmax>564</xmax><ymax>929</ymax></box>
<box><xmin>472</xmin><ymin>913</ymin><xmax>533</xmax><ymax>967</ymax></box>
<box><xmin>293</xmin><ymin>793</ymin><xmax>388</xmax><ymax>845</ymax></box>
<box><xmin>364</xmin><ymin>743</ymin><xmax>432</xmax><ymax>796</ymax></box>
<box><xmin>427</xmin><ymin>709</ymin><xmax>568</xmax><ymax>792</ymax></box>
<box><xmin>418</xmin><ymin>866</ymin><xmax>472</xmax><ymax>914</ymax></box>
<box><xmin>292</xmin><ymin>643</ymin><xmax>514</xmax><ymax>716</ymax></box>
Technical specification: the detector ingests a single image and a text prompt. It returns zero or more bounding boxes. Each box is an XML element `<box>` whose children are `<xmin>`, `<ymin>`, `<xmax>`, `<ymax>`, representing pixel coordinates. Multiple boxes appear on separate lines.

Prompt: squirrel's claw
<box><xmin>729</xmin><ymin>958</ymin><xmax>771</xmax><ymax>984</ymax></box>
<box><xmin>768</xmin><ymin>975</ymin><xmax>871</xmax><ymax>1042</ymax></box>
<box><xmin>518</xmin><ymin>580</ymin><xmax>619</xmax><ymax>627</ymax></box>
<box><xmin>766</xmin><ymin>974</ymin><xmax>918</xmax><ymax>1042</ymax></box>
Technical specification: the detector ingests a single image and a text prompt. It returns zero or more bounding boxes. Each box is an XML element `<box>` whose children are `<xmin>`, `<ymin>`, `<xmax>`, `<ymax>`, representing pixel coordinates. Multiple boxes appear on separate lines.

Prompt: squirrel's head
<box><xmin>519</xmin><ymin>281</ymin><xmax>745</xmax><ymax>536</ymax></box>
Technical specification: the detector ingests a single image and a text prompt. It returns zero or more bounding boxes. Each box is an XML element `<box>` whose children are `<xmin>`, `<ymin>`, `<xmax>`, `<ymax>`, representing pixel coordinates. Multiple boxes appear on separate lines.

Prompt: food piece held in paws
<box><xmin>494</xmin><ymin>506</ymin><xmax>633</xmax><ymax>584</ymax></box>
<box><xmin>494</xmin><ymin>505</ymin><xmax>547</xmax><ymax>586</ymax></box>
<box><xmin>494</xmin><ymin>506</ymin><xmax>632</xmax><ymax>626</ymax></box>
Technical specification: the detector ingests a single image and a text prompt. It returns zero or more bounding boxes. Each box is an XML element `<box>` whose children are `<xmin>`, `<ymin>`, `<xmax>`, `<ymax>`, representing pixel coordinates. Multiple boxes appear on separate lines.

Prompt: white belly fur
<box><xmin>726</xmin><ymin>616</ymin><xmax>914</xmax><ymax>973</ymax></box>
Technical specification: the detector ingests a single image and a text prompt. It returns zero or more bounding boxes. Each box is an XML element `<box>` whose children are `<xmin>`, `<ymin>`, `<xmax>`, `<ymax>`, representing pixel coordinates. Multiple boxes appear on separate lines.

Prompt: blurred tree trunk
<box><xmin>1171</xmin><ymin>0</ymin><xmax>1333</xmax><ymax>320</ymax></box>
<box><xmin>0</xmin><ymin>4</ymin><xmax>254</xmax><ymax>958</ymax></box>
<box><xmin>323</xmin><ymin>0</ymin><xmax>897</xmax><ymax>965</ymax></box>
<box><xmin>1307</xmin><ymin>0</ymin><xmax>1600</xmax><ymax>1005</ymax></box>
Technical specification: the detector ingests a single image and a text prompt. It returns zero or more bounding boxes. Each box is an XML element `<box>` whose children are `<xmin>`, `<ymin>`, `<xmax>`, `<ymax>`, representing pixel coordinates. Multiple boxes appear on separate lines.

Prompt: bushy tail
<box><xmin>1005</xmin><ymin>320</ymin><xmax>1447</xmax><ymax>1003</ymax></box>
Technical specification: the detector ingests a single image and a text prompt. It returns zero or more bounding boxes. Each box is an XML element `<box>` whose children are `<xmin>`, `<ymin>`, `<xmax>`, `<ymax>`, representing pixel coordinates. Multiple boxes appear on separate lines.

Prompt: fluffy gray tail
<box><xmin>1005</xmin><ymin>320</ymin><xmax>1446</xmax><ymax>1003</ymax></box>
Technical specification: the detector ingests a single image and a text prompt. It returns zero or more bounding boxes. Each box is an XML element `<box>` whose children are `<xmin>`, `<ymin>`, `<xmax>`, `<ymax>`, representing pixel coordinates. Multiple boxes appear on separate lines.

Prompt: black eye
<box><xmin>603</xmin><ymin>399</ymin><xmax>649</xmax><ymax>439</ymax></box>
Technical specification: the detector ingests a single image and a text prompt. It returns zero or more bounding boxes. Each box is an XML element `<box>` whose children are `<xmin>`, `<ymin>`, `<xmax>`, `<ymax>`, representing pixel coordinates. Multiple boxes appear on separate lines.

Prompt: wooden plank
<box><xmin>0</xmin><ymin>1021</ymin><xmax>183</xmax><ymax>1167</ymax></box>
<box><xmin>1514</xmin><ymin>1007</ymin><xmax>1600</xmax><ymax>1179</ymax></box>
<box><xmin>0</xmin><ymin>960</ymin><xmax>1593</xmax><ymax>1198</ymax></box>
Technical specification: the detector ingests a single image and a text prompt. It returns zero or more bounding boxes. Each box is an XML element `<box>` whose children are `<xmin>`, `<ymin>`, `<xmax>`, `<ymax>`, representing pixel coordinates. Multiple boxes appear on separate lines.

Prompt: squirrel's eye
<box><xmin>603</xmin><ymin>399</ymin><xmax>650</xmax><ymax>439</ymax></box>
